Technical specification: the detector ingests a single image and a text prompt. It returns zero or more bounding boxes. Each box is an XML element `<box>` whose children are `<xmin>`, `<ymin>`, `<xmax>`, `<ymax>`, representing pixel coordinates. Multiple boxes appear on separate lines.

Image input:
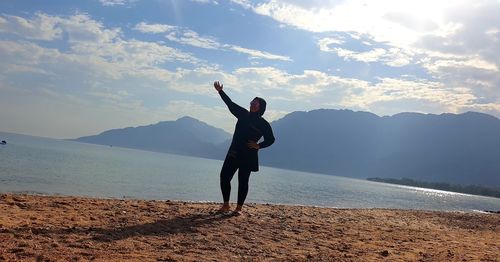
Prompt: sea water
<box><xmin>1</xmin><ymin>131</ymin><xmax>499</xmax><ymax>212</ymax></box>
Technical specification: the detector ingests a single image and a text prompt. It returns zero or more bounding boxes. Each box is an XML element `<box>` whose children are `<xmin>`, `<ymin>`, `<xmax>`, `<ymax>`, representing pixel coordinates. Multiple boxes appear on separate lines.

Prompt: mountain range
<box><xmin>74</xmin><ymin>116</ymin><xmax>230</xmax><ymax>159</ymax></box>
<box><xmin>74</xmin><ymin>110</ymin><xmax>500</xmax><ymax>187</ymax></box>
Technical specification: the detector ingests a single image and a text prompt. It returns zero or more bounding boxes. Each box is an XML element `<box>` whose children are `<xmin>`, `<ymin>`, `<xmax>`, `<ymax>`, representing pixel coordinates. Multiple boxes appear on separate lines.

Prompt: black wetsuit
<box><xmin>218</xmin><ymin>90</ymin><xmax>275</xmax><ymax>205</ymax></box>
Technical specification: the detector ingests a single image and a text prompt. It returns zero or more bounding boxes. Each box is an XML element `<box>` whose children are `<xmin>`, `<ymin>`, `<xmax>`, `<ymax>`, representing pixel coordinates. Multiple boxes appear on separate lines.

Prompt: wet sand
<box><xmin>1</xmin><ymin>193</ymin><xmax>499</xmax><ymax>261</ymax></box>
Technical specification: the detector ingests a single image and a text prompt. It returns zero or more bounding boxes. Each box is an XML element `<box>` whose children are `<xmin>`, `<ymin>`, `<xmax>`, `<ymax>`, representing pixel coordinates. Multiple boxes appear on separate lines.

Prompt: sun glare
<box><xmin>328</xmin><ymin>0</ymin><xmax>467</xmax><ymax>47</ymax></box>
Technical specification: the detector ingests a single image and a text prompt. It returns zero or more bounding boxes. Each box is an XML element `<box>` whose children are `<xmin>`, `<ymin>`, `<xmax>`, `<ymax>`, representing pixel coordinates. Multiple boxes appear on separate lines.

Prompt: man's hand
<box><xmin>214</xmin><ymin>81</ymin><xmax>223</xmax><ymax>92</ymax></box>
<box><xmin>247</xmin><ymin>140</ymin><xmax>260</xmax><ymax>150</ymax></box>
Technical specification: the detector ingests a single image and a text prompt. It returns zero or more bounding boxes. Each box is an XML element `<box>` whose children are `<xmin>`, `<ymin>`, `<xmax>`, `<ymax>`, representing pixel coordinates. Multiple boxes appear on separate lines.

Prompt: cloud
<box><xmin>321</xmin><ymin>45</ymin><xmax>413</xmax><ymax>67</ymax></box>
<box><xmin>224</xmin><ymin>66</ymin><xmax>492</xmax><ymax>117</ymax></box>
<box><xmin>71</xmin><ymin>39</ymin><xmax>201</xmax><ymax>70</ymax></box>
<box><xmin>249</xmin><ymin>1</ymin><xmax>499</xmax><ymax>56</ymax></box>
<box><xmin>0</xmin><ymin>13</ymin><xmax>218</xmax><ymax>140</ymax></box>
<box><xmin>60</xmin><ymin>14</ymin><xmax>122</xmax><ymax>44</ymax></box>
<box><xmin>0</xmin><ymin>43</ymin><xmax>285</xmax><ymax>136</ymax></box>
<box><xmin>230</xmin><ymin>0</ymin><xmax>499</xmax><ymax>115</ymax></box>
<box><xmin>0</xmin><ymin>12</ymin><xmax>122</xmax><ymax>43</ymax></box>
<box><xmin>418</xmin><ymin>55</ymin><xmax>500</xmax><ymax>105</ymax></box>
<box><xmin>340</xmin><ymin>78</ymin><xmax>477</xmax><ymax>112</ymax></box>
<box><xmin>230</xmin><ymin>0</ymin><xmax>253</xmax><ymax>9</ymax></box>
<box><xmin>236</xmin><ymin>0</ymin><xmax>468</xmax><ymax>47</ymax></box>
<box><xmin>166</xmin><ymin>30</ymin><xmax>222</xmax><ymax>49</ymax></box>
<box><xmin>416</xmin><ymin>1</ymin><xmax>500</xmax><ymax>66</ymax></box>
<box><xmin>134</xmin><ymin>22</ymin><xmax>291</xmax><ymax>61</ymax></box>
<box><xmin>190</xmin><ymin>0</ymin><xmax>219</xmax><ymax>4</ymax></box>
<box><xmin>2</xmin><ymin>7</ymin><xmax>499</xmax><ymax>139</ymax></box>
<box><xmin>227</xmin><ymin>46</ymin><xmax>291</xmax><ymax>61</ymax></box>
<box><xmin>0</xmin><ymin>13</ymin><xmax>62</xmax><ymax>40</ymax></box>
<box><xmin>232</xmin><ymin>67</ymin><xmax>293</xmax><ymax>92</ymax></box>
<box><xmin>317</xmin><ymin>37</ymin><xmax>345</xmax><ymax>50</ymax></box>
<box><xmin>133</xmin><ymin>22</ymin><xmax>176</xmax><ymax>33</ymax></box>
<box><xmin>231</xmin><ymin>0</ymin><xmax>500</xmax><ymax>66</ymax></box>
<box><xmin>133</xmin><ymin>22</ymin><xmax>221</xmax><ymax>49</ymax></box>
<box><xmin>99</xmin><ymin>0</ymin><xmax>135</xmax><ymax>6</ymax></box>
<box><xmin>0</xmin><ymin>14</ymin><xmax>201</xmax><ymax>80</ymax></box>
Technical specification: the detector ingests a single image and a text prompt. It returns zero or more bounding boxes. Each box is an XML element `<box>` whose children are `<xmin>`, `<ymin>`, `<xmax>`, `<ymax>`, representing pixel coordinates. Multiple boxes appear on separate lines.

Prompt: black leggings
<box><xmin>220</xmin><ymin>157</ymin><xmax>251</xmax><ymax>206</ymax></box>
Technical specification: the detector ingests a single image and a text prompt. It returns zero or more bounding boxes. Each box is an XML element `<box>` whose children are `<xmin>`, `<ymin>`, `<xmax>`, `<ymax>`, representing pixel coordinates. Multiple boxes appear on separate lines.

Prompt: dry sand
<box><xmin>0</xmin><ymin>193</ymin><xmax>499</xmax><ymax>261</ymax></box>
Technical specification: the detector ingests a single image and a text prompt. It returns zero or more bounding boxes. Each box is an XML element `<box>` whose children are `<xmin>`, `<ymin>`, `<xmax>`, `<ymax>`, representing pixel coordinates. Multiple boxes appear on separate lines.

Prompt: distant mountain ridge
<box><xmin>261</xmin><ymin>109</ymin><xmax>500</xmax><ymax>186</ymax></box>
<box><xmin>73</xmin><ymin>116</ymin><xmax>230</xmax><ymax>159</ymax></box>
<box><xmin>74</xmin><ymin>111</ymin><xmax>500</xmax><ymax>187</ymax></box>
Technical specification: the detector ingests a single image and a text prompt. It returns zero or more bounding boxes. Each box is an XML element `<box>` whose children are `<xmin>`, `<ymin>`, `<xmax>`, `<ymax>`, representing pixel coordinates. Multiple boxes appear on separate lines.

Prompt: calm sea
<box><xmin>1</xmin><ymin>132</ymin><xmax>499</xmax><ymax>212</ymax></box>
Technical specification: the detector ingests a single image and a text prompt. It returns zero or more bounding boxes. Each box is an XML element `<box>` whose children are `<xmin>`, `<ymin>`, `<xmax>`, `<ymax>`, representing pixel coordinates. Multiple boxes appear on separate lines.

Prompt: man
<box><xmin>214</xmin><ymin>81</ymin><xmax>275</xmax><ymax>215</ymax></box>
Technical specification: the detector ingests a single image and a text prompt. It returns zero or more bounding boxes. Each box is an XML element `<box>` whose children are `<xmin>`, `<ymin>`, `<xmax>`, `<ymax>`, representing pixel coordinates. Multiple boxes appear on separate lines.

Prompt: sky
<box><xmin>1</xmin><ymin>0</ymin><xmax>499</xmax><ymax>138</ymax></box>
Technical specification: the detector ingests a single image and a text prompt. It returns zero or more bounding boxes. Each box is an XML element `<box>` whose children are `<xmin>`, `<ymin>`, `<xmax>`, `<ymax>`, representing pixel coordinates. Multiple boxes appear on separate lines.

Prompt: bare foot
<box><xmin>232</xmin><ymin>205</ymin><xmax>243</xmax><ymax>216</ymax></box>
<box><xmin>217</xmin><ymin>204</ymin><xmax>231</xmax><ymax>213</ymax></box>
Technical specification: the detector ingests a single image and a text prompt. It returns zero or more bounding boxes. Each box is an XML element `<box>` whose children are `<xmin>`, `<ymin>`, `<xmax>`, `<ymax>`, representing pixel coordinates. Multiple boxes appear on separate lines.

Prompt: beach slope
<box><xmin>1</xmin><ymin>194</ymin><xmax>498</xmax><ymax>261</ymax></box>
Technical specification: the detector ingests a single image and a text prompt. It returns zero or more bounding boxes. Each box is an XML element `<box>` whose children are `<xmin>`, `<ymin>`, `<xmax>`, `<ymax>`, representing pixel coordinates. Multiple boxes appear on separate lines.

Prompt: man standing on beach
<box><xmin>214</xmin><ymin>81</ymin><xmax>275</xmax><ymax>215</ymax></box>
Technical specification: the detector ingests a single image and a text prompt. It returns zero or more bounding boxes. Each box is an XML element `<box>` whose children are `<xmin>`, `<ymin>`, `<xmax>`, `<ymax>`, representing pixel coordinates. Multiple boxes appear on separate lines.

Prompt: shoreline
<box><xmin>2</xmin><ymin>191</ymin><xmax>498</xmax><ymax>213</ymax></box>
<box><xmin>1</xmin><ymin>193</ymin><xmax>499</xmax><ymax>261</ymax></box>
<box><xmin>367</xmin><ymin>177</ymin><xmax>500</xmax><ymax>199</ymax></box>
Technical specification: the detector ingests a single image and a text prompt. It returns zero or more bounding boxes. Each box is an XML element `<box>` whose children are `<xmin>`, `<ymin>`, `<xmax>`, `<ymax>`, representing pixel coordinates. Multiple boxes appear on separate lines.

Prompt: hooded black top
<box><xmin>219</xmin><ymin>90</ymin><xmax>275</xmax><ymax>171</ymax></box>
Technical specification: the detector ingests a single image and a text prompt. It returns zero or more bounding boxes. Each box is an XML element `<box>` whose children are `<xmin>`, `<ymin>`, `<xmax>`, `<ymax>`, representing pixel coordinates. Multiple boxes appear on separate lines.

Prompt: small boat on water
<box><xmin>1</xmin><ymin>140</ymin><xmax>6</xmax><ymax>145</ymax></box>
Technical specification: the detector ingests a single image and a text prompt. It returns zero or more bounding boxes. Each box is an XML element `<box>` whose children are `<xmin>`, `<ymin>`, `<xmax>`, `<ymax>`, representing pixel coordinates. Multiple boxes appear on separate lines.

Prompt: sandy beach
<box><xmin>0</xmin><ymin>193</ymin><xmax>498</xmax><ymax>261</ymax></box>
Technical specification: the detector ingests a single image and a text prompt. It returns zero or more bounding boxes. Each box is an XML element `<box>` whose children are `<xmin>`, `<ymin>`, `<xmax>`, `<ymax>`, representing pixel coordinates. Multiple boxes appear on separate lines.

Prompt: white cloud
<box><xmin>60</xmin><ymin>14</ymin><xmax>122</xmax><ymax>44</ymax></box>
<box><xmin>190</xmin><ymin>0</ymin><xmax>219</xmax><ymax>4</ymax></box>
<box><xmin>0</xmin><ymin>14</ymin><xmax>201</xmax><ymax>81</ymax></box>
<box><xmin>0</xmin><ymin>13</ymin><xmax>121</xmax><ymax>43</ymax></box>
<box><xmin>134</xmin><ymin>22</ymin><xmax>223</xmax><ymax>50</ymax></box>
<box><xmin>5</xmin><ymin>23</ymin><xmax>481</xmax><ymax>123</ymax></box>
<box><xmin>133</xmin><ymin>22</ymin><xmax>291</xmax><ymax>61</ymax></box>
<box><xmin>2</xmin><ymin>8</ymin><xmax>499</xmax><ymax>138</ymax></box>
<box><xmin>241</xmin><ymin>0</ymin><xmax>468</xmax><ymax>47</ymax></box>
<box><xmin>99</xmin><ymin>0</ymin><xmax>134</xmax><ymax>6</ymax></box>
<box><xmin>166</xmin><ymin>30</ymin><xmax>221</xmax><ymax>49</ymax></box>
<box><xmin>230</xmin><ymin>0</ymin><xmax>253</xmax><ymax>9</ymax></box>
<box><xmin>338</xmin><ymin>77</ymin><xmax>479</xmax><ymax>115</ymax></box>
<box><xmin>166</xmin><ymin>67</ymin><xmax>238</xmax><ymax>94</ymax></box>
<box><xmin>336</xmin><ymin>48</ymin><xmax>385</xmax><ymax>63</ymax></box>
<box><xmin>317</xmin><ymin>37</ymin><xmax>345</xmax><ymax>51</ymax></box>
<box><xmin>230</xmin><ymin>0</ymin><xmax>499</xmax><ymax>115</ymax></box>
<box><xmin>133</xmin><ymin>22</ymin><xmax>176</xmax><ymax>34</ymax></box>
<box><xmin>463</xmin><ymin>103</ymin><xmax>500</xmax><ymax>118</ymax></box>
<box><xmin>416</xmin><ymin>1</ymin><xmax>500</xmax><ymax>66</ymax></box>
<box><xmin>0</xmin><ymin>14</ymin><xmax>220</xmax><ymax>140</ymax></box>
<box><xmin>262</xmin><ymin>109</ymin><xmax>289</xmax><ymax>122</ymax></box>
<box><xmin>422</xmin><ymin>56</ymin><xmax>498</xmax><ymax>73</ymax></box>
<box><xmin>223</xmin><ymin>66</ymin><xmax>491</xmax><ymax>117</ymax></box>
<box><xmin>0</xmin><ymin>40</ymin><xmax>62</xmax><ymax>73</ymax></box>
<box><xmin>71</xmin><ymin>39</ymin><xmax>201</xmax><ymax>69</ymax></box>
<box><xmin>232</xmin><ymin>1</ymin><xmax>500</xmax><ymax>67</ymax></box>
<box><xmin>0</xmin><ymin>13</ymin><xmax>62</xmax><ymax>40</ymax></box>
<box><xmin>233</xmin><ymin>67</ymin><xmax>293</xmax><ymax>90</ymax></box>
<box><xmin>227</xmin><ymin>45</ymin><xmax>291</xmax><ymax>61</ymax></box>
<box><xmin>322</xmin><ymin>46</ymin><xmax>413</xmax><ymax>67</ymax></box>
<box><xmin>418</xmin><ymin>55</ymin><xmax>500</xmax><ymax>107</ymax></box>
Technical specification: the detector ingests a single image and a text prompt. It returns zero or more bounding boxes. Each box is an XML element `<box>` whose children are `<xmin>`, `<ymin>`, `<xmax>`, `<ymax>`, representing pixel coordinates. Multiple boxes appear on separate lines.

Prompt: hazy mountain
<box><xmin>73</xmin><ymin>116</ymin><xmax>230</xmax><ymax>159</ymax></box>
<box><xmin>261</xmin><ymin>110</ymin><xmax>500</xmax><ymax>186</ymax></box>
<box><xmin>73</xmin><ymin>111</ymin><xmax>500</xmax><ymax>187</ymax></box>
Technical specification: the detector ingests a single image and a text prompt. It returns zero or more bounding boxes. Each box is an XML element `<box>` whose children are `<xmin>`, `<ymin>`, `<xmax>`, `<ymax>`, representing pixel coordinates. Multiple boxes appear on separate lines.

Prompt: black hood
<box><xmin>254</xmin><ymin>97</ymin><xmax>267</xmax><ymax>116</ymax></box>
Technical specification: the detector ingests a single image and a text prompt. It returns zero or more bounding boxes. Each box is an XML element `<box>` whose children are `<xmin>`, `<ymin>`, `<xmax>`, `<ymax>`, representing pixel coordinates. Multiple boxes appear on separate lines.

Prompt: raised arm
<box><xmin>214</xmin><ymin>81</ymin><xmax>247</xmax><ymax>119</ymax></box>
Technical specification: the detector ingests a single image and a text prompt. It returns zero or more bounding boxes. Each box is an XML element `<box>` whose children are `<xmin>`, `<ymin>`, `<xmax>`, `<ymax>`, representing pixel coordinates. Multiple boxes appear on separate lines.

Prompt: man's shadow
<box><xmin>93</xmin><ymin>212</ymin><xmax>236</xmax><ymax>242</ymax></box>
<box><xmin>20</xmin><ymin>212</ymin><xmax>235</xmax><ymax>242</ymax></box>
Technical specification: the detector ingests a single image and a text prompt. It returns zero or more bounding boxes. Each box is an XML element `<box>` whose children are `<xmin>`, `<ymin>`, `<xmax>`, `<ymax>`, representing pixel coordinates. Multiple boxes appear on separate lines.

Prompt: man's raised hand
<box><xmin>214</xmin><ymin>81</ymin><xmax>223</xmax><ymax>92</ymax></box>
